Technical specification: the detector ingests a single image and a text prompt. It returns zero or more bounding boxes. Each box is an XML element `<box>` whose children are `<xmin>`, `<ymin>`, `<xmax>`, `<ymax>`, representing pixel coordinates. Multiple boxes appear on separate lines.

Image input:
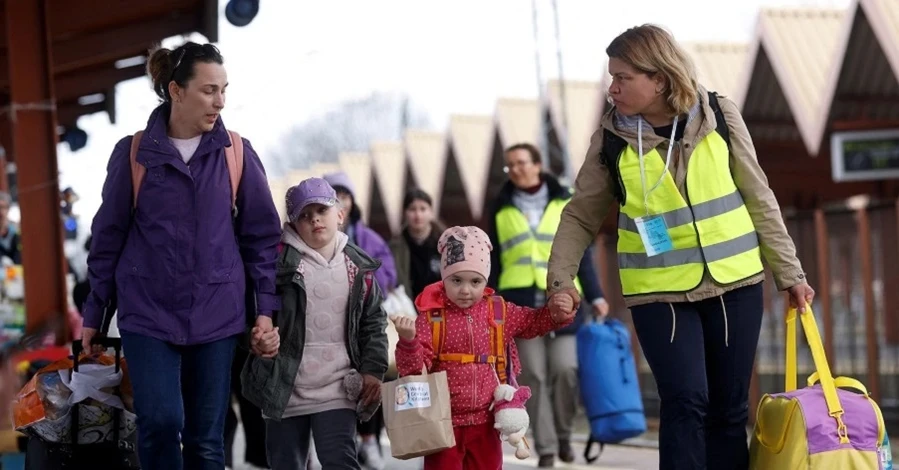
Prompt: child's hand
<box><xmin>390</xmin><ymin>314</ymin><xmax>417</xmax><ymax>341</ymax></box>
<box><xmin>361</xmin><ymin>374</ymin><xmax>382</xmax><ymax>407</ymax></box>
<box><xmin>548</xmin><ymin>289</ymin><xmax>579</xmax><ymax>324</ymax></box>
<box><xmin>251</xmin><ymin>316</ymin><xmax>280</xmax><ymax>358</ymax></box>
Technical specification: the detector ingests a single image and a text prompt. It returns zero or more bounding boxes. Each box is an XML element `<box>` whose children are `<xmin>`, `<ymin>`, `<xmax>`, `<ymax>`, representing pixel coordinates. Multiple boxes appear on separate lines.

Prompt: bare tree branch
<box><xmin>270</xmin><ymin>91</ymin><xmax>431</xmax><ymax>174</ymax></box>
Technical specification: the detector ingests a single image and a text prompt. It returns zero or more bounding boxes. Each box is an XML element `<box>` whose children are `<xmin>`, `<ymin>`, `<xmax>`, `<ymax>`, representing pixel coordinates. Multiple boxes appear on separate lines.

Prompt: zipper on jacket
<box><xmin>467</xmin><ymin>312</ymin><xmax>476</xmax><ymax>426</ymax></box>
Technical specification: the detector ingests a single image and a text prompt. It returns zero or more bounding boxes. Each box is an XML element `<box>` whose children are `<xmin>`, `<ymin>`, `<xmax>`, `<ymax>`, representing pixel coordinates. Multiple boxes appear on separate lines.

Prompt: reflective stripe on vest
<box><xmin>616</xmin><ymin>129</ymin><xmax>763</xmax><ymax>296</ymax></box>
<box><xmin>495</xmin><ymin>199</ymin><xmax>583</xmax><ymax>292</ymax></box>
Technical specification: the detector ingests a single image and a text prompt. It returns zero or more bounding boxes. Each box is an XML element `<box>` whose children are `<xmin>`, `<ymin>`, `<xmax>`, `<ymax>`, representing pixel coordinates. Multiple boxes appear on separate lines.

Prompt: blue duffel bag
<box><xmin>576</xmin><ymin>318</ymin><xmax>646</xmax><ymax>463</ymax></box>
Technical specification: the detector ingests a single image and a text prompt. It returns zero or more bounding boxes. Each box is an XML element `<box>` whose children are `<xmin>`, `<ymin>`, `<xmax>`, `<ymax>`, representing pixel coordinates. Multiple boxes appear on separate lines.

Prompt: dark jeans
<box><xmin>630</xmin><ymin>283</ymin><xmax>763</xmax><ymax>470</ymax></box>
<box><xmin>225</xmin><ymin>346</ymin><xmax>269</xmax><ymax>468</ymax></box>
<box><xmin>265</xmin><ymin>408</ymin><xmax>360</xmax><ymax>470</ymax></box>
<box><xmin>121</xmin><ymin>331</ymin><xmax>237</xmax><ymax>470</ymax></box>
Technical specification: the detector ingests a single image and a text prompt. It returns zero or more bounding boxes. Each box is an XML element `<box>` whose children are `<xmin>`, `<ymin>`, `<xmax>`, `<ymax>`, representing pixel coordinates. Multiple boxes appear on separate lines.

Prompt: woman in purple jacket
<box><xmin>81</xmin><ymin>43</ymin><xmax>282</xmax><ymax>470</ymax></box>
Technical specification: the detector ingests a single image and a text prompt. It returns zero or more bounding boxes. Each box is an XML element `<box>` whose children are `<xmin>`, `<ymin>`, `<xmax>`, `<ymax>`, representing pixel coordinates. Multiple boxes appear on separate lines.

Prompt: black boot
<box><xmin>558</xmin><ymin>440</ymin><xmax>575</xmax><ymax>463</ymax></box>
<box><xmin>538</xmin><ymin>454</ymin><xmax>555</xmax><ymax>468</ymax></box>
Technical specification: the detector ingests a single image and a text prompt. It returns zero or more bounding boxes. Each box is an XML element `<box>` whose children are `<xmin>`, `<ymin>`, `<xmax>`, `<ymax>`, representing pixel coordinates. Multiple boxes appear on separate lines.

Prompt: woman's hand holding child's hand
<box><xmin>252</xmin><ymin>316</ymin><xmax>280</xmax><ymax>358</ymax></box>
<box><xmin>548</xmin><ymin>289</ymin><xmax>579</xmax><ymax>324</ymax></box>
<box><xmin>390</xmin><ymin>314</ymin><xmax>417</xmax><ymax>341</ymax></box>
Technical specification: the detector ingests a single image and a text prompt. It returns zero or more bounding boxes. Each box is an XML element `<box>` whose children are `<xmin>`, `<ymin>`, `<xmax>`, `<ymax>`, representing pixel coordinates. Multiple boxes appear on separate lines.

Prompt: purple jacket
<box><xmin>350</xmin><ymin>220</ymin><xmax>397</xmax><ymax>293</ymax></box>
<box><xmin>83</xmin><ymin>104</ymin><xmax>282</xmax><ymax>345</ymax></box>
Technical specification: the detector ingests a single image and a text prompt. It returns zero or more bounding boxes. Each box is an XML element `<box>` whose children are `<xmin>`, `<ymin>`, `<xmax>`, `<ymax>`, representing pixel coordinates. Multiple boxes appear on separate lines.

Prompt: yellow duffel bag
<box><xmin>749</xmin><ymin>306</ymin><xmax>888</xmax><ymax>469</ymax></box>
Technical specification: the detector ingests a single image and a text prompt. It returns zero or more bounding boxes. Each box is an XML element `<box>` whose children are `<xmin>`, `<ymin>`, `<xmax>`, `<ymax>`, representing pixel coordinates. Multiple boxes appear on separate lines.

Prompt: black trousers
<box><xmin>631</xmin><ymin>283</ymin><xmax>764</xmax><ymax>470</ymax></box>
<box><xmin>225</xmin><ymin>346</ymin><xmax>269</xmax><ymax>468</ymax></box>
<box><xmin>357</xmin><ymin>407</ymin><xmax>384</xmax><ymax>437</ymax></box>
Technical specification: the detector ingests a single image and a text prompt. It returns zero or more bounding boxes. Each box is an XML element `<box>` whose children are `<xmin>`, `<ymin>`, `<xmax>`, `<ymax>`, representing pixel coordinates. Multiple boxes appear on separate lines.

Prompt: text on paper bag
<box><xmin>394</xmin><ymin>382</ymin><xmax>431</xmax><ymax>411</ymax></box>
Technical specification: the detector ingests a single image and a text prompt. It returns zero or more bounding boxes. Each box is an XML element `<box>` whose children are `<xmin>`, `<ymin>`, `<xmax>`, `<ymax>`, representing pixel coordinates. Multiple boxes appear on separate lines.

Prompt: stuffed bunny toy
<box><xmin>491</xmin><ymin>383</ymin><xmax>532</xmax><ymax>459</ymax></box>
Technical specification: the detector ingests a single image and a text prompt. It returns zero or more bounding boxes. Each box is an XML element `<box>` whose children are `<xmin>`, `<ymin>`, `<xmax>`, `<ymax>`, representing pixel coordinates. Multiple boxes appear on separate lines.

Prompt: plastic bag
<box><xmin>383</xmin><ymin>286</ymin><xmax>418</xmax><ymax>378</ymax></box>
<box><xmin>12</xmin><ymin>352</ymin><xmax>135</xmax><ymax>443</ymax></box>
<box><xmin>382</xmin><ymin>287</ymin><xmax>418</xmax><ymax>318</ymax></box>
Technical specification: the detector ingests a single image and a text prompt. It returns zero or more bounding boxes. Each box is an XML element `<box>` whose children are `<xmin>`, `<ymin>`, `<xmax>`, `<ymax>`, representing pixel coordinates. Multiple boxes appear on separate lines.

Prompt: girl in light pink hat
<box><xmin>391</xmin><ymin>226</ymin><xmax>578</xmax><ymax>470</ymax></box>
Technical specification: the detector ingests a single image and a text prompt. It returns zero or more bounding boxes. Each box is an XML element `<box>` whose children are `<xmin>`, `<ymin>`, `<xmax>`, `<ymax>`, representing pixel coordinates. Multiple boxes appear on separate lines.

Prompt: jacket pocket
<box><xmin>136</xmin><ymin>161</ymin><xmax>180</xmax><ymax>210</ymax></box>
<box><xmin>116</xmin><ymin>251</ymin><xmax>171</xmax><ymax>313</ymax></box>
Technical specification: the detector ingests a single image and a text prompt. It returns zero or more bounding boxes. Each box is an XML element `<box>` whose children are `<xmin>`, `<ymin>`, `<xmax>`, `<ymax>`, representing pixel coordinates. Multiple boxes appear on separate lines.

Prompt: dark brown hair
<box><xmin>147</xmin><ymin>42</ymin><xmax>224</xmax><ymax>102</ymax></box>
<box><xmin>403</xmin><ymin>188</ymin><xmax>433</xmax><ymax>211</ymax></box>
<box><xmin>505</xmin><ymin>143</ymin><xmax>541</xmax><ymax>164</ymax></box>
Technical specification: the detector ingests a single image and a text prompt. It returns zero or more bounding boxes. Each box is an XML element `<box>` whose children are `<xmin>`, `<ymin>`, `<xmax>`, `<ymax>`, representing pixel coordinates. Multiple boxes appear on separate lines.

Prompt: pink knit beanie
<box><xmin>438</xmin><ymin>226</ymin><xmax>493</xmax><ymax>280</ymax></box>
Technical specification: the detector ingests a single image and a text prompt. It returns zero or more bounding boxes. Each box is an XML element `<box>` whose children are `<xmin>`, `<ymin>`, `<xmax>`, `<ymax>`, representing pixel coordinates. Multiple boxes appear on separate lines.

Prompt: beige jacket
<box><xmin>546</xmin><ymin>86</ymin><xmax>807</xmax><ymax>308</ymax></box>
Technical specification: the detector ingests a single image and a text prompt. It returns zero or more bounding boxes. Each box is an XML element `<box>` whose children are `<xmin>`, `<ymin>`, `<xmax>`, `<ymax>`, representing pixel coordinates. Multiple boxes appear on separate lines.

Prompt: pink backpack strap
<box><xmin>130</xmin><ymin>131</ymin><xmax>145</xmax><ymax>209</ymax></box>
<box><xmin>225</xmin><ymin>130</ymin><xmax>244</xmax><ymax>212</ymax></box>
<box><xmin>132</xmin><ymin>130</ymin><xmax>244</xmax><ymax>213</ymax></box>
<box><xmin>363</xmin><ymin>271</ymin><xmax>373</xmax><ymax>303</ymax></box>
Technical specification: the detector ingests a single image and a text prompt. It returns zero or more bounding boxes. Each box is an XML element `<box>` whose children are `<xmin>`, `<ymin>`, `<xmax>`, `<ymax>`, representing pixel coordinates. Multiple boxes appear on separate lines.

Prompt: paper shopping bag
<box><xmin>381</xmin><ymin>367</ymin><xmax>455</xmax><ymax>459</ymax></box>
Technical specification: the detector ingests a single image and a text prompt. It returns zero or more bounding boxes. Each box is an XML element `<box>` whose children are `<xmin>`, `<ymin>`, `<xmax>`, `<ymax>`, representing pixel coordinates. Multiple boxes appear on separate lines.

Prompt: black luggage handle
<box><xmin>69</xmin><ymin>331</ymin><xmax>124</xmax><ymax>447</ymax></box>
<box><xmin>73</xmin><ymin>295</ymin><xmax>121</xmax><ymax>372</ymax></box>
<box><xmin>584</xmin><ymin>435</ymin><xmax>605</xmax><ymax>464</ymax></box>
<box><xmin>71</xmin><ymin>337</ymin><xmax>122</xmax><ymax>373</ymax></box>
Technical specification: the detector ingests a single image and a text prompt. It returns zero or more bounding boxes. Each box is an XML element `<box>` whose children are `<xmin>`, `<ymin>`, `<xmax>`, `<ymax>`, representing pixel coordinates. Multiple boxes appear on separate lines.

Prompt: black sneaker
<box><xmin>558</xmin><ymin>440</ymin><xmax>575</xmax><ymax>463</ymax></box>
<box><xmin>538</xmin><ymin>454</ymin><xmax>555</xmax><ymax>468</ymax></box>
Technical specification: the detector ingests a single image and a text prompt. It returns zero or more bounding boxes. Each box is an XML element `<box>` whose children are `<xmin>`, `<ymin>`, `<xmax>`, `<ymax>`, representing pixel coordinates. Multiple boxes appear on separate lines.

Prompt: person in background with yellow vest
<box><xmin>546</xmin><ymin>24</ymin><xmax>815</xmax><ymax>470</ymax></box>
<box><xmin>486</xmin><ymin>143</ymin><xmax>609</xmax><ymax>468</ymax></box>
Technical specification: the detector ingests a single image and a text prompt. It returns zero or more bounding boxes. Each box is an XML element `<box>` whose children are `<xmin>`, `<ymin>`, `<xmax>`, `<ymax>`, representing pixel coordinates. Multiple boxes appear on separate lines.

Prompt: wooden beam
<box><xmin>54</xmin><ymin>62</ymin><xmax>144</xmax><ymax>102</ymax></box>
<box><xmin>0</xmin><ymin>13</ymin><xmax>195</xmax><ymax>83</ymax></box>
<box><xmin>202</xmin><ymin>0</ymin><xmax>219</xmax><ymax>43</ymax></box>
<box><xmin>51</xmin><ymin>13</ymin><xmax>197</xmax><ymax>74</ymax></box>
<box><xmin>56</xmin><ymin>98</ymin><xmax>106</xmax><ymax>128</ymax></box>
<box><xmin>833</xmin><ymin>94</ymin><xmax>899</xmax><ymax>106</ymax></box>
<box><xmin>46</xmin><ymin>0</ymin><xmax>198</xmax><ymax>40</ymax></box>
<box><xmin>830</xmin><ymin>119</ymin><xmax>899</xmax><ymax>131</ymax></box>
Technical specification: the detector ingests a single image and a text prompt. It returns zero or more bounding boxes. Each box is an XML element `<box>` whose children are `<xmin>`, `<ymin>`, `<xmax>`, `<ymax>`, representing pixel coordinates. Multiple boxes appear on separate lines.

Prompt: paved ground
<box><xmin>232</xmin><ymin>425</ymin><xmax>660</xmax><ymax>470</ymax></box>
<box><xmin>376</xmin><ymin>438</ymin><xmax>660</xmax><ymax>470</ymax></box>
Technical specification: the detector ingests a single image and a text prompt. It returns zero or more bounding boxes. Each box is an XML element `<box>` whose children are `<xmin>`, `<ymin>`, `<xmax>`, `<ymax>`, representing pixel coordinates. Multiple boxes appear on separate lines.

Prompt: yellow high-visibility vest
<box><xmin>496</xmin><ymin>199</ymin><xmax>583</xmax><ymax>292</ymax></box>
<box><xmin>616</xmin><ymin>129</ymin><xmax>764</xmax><ymax>296</ymax></box>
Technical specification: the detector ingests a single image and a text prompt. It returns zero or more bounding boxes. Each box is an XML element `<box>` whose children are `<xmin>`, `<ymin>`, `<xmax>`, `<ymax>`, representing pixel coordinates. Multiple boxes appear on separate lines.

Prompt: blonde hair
<box><xmin>606</xmin><ymin>24</ymin><xmax>699</xmax><ymax>115</ymax></box>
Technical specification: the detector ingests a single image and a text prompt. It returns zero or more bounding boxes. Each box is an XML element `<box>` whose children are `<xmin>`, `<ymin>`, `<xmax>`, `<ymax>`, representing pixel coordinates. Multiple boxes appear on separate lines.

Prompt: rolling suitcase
<box><xmin>23</xmin><ymin>336</ymin><xmax>139</xmax><ymax>469</ymax></box>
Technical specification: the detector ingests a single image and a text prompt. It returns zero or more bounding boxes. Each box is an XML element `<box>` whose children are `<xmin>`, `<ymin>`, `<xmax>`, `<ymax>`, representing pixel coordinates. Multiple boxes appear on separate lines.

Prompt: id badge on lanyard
<box><xmin>635</xmin><ymin>215</ymin><xmax>673</xmax><ymax>257</ymax></box>
<box><xmin>636</xmin><ymin>117</ymin><xmax>678</xmax><ymax>257</ymax></box>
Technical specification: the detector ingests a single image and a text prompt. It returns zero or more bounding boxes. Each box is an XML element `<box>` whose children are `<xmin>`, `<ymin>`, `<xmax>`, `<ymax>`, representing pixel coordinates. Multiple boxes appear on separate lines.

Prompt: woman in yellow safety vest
<box><xmin>546</xmin><ymin>24</ymin><xmax>815</xmax><ymax>470</ymax></box>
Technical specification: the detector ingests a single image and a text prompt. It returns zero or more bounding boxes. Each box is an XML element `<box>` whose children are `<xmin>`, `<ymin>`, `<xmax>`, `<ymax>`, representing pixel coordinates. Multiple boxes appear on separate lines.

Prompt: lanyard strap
<box><xmin>637</xmin><ymin>117</ymin><xmax>679</xmax><ymax>216</ymax></box>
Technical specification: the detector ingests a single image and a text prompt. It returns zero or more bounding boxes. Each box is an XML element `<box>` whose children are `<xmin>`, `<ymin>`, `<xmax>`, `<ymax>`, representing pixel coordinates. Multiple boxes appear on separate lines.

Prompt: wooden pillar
<box><xmin>885</xmin><ymin>200</ymin><xmax>899</xmax><ymax>344</ymax></box>
<box><xmin>5</xmin><ymin>0</ymin><xmax>69</xmax><ymax>340</ymax></box>
<box><xmin>814</xmin><ymin>209</ymin><xmax>834</xmax><ymax>363</ymax></box>
<box><xmin>0</xmin><ymin>116</ymin><xmax>11</xmax><ymax>192</ymax></box>
<box><xmin>856</xmin><ymin>206</ymin><xmax>880</xmax><ymax>401</ymax></box>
